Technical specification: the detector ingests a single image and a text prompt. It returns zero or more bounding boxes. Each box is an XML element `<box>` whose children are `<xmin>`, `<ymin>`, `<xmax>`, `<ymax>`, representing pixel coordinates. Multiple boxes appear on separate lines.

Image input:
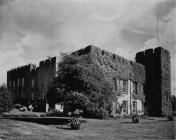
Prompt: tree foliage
<box><xmin>0</xmin><ymin>84</ymin><xmax>12</xmax><ymax>113</ymax></box>
<box><xmin>47</xmin><ymin>53</ymin><xmax>115</xmax><ymax>118</ymax></box>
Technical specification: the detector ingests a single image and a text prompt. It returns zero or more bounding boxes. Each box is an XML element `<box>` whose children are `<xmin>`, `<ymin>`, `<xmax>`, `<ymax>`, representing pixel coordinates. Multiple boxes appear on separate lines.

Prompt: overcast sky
<box><xmin>0</xmin><ymin>0</ymin><xmax>175</xmax><ymax>94</ymax></box>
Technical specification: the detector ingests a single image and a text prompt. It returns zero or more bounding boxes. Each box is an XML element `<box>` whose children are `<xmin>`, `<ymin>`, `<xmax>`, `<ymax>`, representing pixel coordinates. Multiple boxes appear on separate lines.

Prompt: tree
<box><xmin>0</xmin><ymin>84</ymin><xmax>12</xmax><ymax>113</ymax></box>
<box><xmin>47</xmin><ymin>53</ymin><xmax>115</xmax><ymax>118</ymax></box>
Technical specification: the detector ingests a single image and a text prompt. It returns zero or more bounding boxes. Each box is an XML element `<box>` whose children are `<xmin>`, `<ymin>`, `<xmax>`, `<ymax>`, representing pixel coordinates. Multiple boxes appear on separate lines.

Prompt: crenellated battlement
<box><xmin>136</xmin><ymin>46</ymin><xmax>172</xmax><ymax>116</ymax></box>
<box><xmin>6</xmin><ymin>45</ymin><xmax>172</xmax><ymax>115</ymax></box>
<box><xmin>73</xmin><ymin>45</ymin><xmax>146</xmax><ymax>84</ymax></box>
<box><xmin>136</xmin><ymin>47</ymin><xmax>170</xmax><ymax>63</ymax></box>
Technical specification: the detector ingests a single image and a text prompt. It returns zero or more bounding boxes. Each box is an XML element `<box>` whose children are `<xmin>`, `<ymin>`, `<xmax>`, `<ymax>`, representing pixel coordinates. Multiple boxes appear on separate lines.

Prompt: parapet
<box><xmin>72</xmin><ymin>45</ymin><xmax>93</xmax><ymax>56</ymax></box>
<box><xmin>73</xmin><ymin>45</ymin><xmax>132</xmax><ymax>65</ymax></box>
<box><xmin>8</xmin><ymin>64</ymin><xmax>36</xmax><ymax>73</ymax></box>
<box><xmin>39</xmin><ymin>57</ymin><xmax>57</xmax><ymax>67</ymax></box>
<box><xmin>145</xmin><ymin>49</ymin><xmax>154</xmax><ymax>56</ymax></box>
<box><xmin>136</xmin><ymin>51</ymin><xmax>145</xmax><ymax>64</ymax></box>
<box><xmin>135</xmin><ymin>46</ymin><xmax>170</xmax><ymax>64</ymax></box>
<box><xmin>154</xmin><ymin>47</ymin><xmax>170</xmax><ymax>58</ymax></box>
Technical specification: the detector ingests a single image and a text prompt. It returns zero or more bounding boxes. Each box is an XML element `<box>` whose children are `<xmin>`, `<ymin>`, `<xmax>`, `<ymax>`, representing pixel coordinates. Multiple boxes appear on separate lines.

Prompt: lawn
<box><xmin>0</xmin><ymin>117</ymin><xmax>175</xmax><ymax>140</ymax></box>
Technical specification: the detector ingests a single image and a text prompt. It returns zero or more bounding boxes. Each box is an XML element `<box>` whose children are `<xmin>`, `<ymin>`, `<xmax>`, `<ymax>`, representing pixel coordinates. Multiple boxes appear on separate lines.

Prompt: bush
<box><xmin>70</xmin><ymin>118</ymin><xmax>81</xmax><ymax>130</ymax></box>
<box><xmin>168</xmin><ymin>115</ymin><xmax>174</xmax><ymax>121</ymax></box>
<box><xmin>132</xmin><ymin>114</ymin><xmax>139</xmax><ymax>123</ymax></box>
<box><xmin>15</xmin><ymin>104</ymin><xmax>22</xmax><ymax>109</ymax></box>
<box><xmin>46</xmin><ymin>109</ymin><xmax>63</xmax><ymax>117</ymax></box>
<box><xmin>0</xmin><ymin>84</ymin><xmax>12</xmax><ymax>113</ymax></box>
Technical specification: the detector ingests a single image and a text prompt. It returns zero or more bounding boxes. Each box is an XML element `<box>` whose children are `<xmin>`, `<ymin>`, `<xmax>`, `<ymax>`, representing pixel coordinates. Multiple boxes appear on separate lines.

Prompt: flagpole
<box><xmin>157</xmin><ymin>15</ymin><xmax>160</xmax><ymax>47</ymax></box>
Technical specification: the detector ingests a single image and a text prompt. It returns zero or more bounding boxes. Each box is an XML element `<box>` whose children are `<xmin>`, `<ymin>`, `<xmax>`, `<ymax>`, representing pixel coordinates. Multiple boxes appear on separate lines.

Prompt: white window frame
<box><xmin>133</xmin><ymin>82</ymin><xmax>137</xmax><ymax>94</ymax></box>
<box><xmin>132</xmin><ymin>101</ymin><xmax>137</xmax><ymax>113</ymax></box>
<box><xmin>122</xmin><ymin>80</ymin><xmax>128</xmax><ymax>93</ymax></box>
<box><xmin>122</xmin><ymin>101</ymin><xmax>128</xmax><ymax>114</ymax></box>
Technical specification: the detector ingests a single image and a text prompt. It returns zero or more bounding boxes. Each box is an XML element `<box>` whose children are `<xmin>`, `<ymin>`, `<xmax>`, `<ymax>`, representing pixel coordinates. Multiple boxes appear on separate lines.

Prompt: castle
<box><xmin>7</xmin><ymin>57</ymin><xmax>60</xmax><ymax>111</ymax></box>
<box><xmin>7</xmin><ymin>45</ymin><xmax>172</xmax><ymax>116</ymax></box>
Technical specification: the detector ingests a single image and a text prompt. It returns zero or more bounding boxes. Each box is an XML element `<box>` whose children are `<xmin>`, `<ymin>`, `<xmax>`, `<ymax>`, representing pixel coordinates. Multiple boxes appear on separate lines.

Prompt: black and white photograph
<box><xmin>0</xmin><ymin>0</ymin><xmax>175</xmax><ymax>139</ymax></box>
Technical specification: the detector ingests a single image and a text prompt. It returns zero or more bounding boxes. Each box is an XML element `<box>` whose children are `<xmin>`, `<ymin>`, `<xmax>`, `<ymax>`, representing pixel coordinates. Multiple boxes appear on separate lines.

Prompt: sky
<box><xmin>0</xmin><ymin>0</ymin><xmax>175</xmax><ymax>94</ymax></box>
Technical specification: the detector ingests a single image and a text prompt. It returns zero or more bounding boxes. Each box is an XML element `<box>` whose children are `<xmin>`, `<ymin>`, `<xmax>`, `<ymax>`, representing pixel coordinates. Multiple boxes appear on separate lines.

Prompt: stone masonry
<box><xmin>7</xmin><ymin>57</ymin><xmax>59</xmax><ymax>111</ymax></box>
<box><xmin>7</xmin><ymin>64</ymin><xmax>37</xmax><ymax>105</ymax></box>
<box><xmin>136</xmin><ymin>47</ymin><xmax>172</xmax><ymax>116</ymax></box>
<box><xmin>73</xmin><ymin>45</ymin><xmax>145</xmax><ymax>101</ymax></box>
<box><xmin>7</xmin><ymin>45</ymin><xmax>172</xmax><ymax>116</ymax></box>
<box><xmin>73</xmin><ymin>45</ymin><xmax>145</xmax><ymax>115</ymax></box>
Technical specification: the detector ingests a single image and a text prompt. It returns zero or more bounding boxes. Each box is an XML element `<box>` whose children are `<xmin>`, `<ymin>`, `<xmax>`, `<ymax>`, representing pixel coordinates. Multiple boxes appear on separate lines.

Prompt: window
<box><xmin>114</xmin><ymin>78</ymin><xmax>117</xmax><ymax>91</ymax></box>
<box><xmin>32</xmin><ymin>79</ymin><xmax>34</xmax><ymax>88</ymax></box>
<box><xmin>142</xmin><ymin>102</ymin><xmax>144</xmax><ymax>113</ymax></box>
<box><xmin>17</xmin><ymin>78</ymin><xmax>20</xmax><ymax>87</ymax></box>
<box><xmin>114</xmin><ymin>78</ymin><xmax>121</xmax><ymax>92</ymax></box>
<box><xmin>122</xmin><ymin>101</ymin><xmax>128</xmax><ymax>114</ymax></box>
<box><xmin>123</xmin><ymin>80</ymin><xmax>128</xmax><ymax>93</ymax></box>
<box><xmin>165</xmin><ymin>92</ymin><xmax>169</xmax><ymax>103</ymax></box>
<box><xmin>133</xmin><ymin>82</ymin><xmax>137</xmax><ymax>94</ymax></box>
<box><xmin>31</xmin><ymin>92</ymin><xmax>34</xmax><ymax>100</ymax></box>
<box><xmin>113</xmin><ymin>54</ymin><xmax>116</xmax><ymax>59</ymax></box>
<box><xmin>13</xmin><ymin>81</ymin><xmax>15</xmax><ymax>88</ymax></box>
<box><xmin>117</xmin><ymin>79</ymin><xmax>120</xmax><ymax>90</ymax></box>
<box><xmin>118</xmin><ymin>58</ymin><xmax>121</xmax><ymax>63</ymax></box>
<box><xmin>102</xmin><ymin>50</ymin><xmax>104</xmax><ymax>55</ymax></box>
<box><xmin>9</xmin><ymin>81</ymin><xmax>11</xmax><ymax>88</ymax></box>
<box><xmin>133</xmin><ymin>101</ymin><xmax>137</xmax><ymax>113</ymax></box>
<box><xmin>22</xmin><ymin>78</ymin><xmax>24</xmax><ymax>86</ymax></box>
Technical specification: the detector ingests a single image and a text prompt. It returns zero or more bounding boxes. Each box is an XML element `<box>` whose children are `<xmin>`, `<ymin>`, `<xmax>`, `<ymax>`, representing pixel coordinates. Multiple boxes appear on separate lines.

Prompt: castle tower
<box><xmin>136</xmin><ymin>47</ymin><xmax>172</xmax><ymax>116</ymax></box>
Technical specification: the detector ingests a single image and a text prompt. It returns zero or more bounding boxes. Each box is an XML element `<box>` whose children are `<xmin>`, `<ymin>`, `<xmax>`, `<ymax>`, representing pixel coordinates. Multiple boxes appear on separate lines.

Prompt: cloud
<box><xmin>0</xmin><ymin>0</ymin><xmax>15</xmax><ymax>6</ymax></box>
<box><xmin>154</xmin><ymin>0</ymin><xmax>176</xmax><ymax>20</ymax></box>
<box><xmin>0</xmin><ymin>36</ymin><xmax>26</xmax><ymax>84</ymax></box>
<box><xmin>138</xmin><ymin>38</ymin><xmax>176</xmax><ymax>94</ymax></box>
<box><xmin>0</xmin><ymin>0</ymin><xmax>175</xmax><ymax>94</ymax></box>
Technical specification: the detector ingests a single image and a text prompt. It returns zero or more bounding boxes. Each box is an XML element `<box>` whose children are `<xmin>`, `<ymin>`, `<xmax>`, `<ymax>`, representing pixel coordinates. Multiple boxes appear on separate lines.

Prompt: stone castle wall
<box><xmin>73</xmin><ymin>45</ymin><xmax>146</xmax><ymax>101</ymax></box>
<box><xmin>136</xmin><ymin>47</ymin><xmax>172</xmax><ymax>116</ymax></box>
<box><xmin>38</xmin><ymin>57</ymin><xmax>58</xmax><ymax>100</ymax></box>
<box><xmin>7</xmin><ymin>64</ymin><xmax>36</xmax><ymax>105</ymax></box>
<box><xmin>7</xmin><ymin>56</ymin><xmax>59</xmax><ymax>106</ymax></box>
<box><xmin>7</xmin><ymin>45</ymin><xmax>171</xmax><ymax>116</ymax></box>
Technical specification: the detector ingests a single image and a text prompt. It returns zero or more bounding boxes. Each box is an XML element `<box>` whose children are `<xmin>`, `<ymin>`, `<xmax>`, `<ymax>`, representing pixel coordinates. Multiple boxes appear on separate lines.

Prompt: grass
<box><xmin>0</xmin><ymin>117</ymin><xmax>175</xmax><ymax>140</ymax></box>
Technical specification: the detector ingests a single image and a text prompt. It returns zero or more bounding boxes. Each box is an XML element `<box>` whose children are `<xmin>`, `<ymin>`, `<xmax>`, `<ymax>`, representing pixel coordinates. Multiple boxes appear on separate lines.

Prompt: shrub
<box><xmin>168</xmin><ymin>115</ymin><xmax>174</xmax><ymax>121</ymax></box>
<box><xmin>70</xmin><ymin>118</ymin><xmax>81</xmax><ymax>130</ymax></box>
<box><xmin>132</xmin><ymin>114</ymin><xmax>139</xmax><ymax>123</ymax></box>
<box><xmin>0</xmin><ymin>84</ymin><xmax>12</xmax><ymax>113</ymax></box>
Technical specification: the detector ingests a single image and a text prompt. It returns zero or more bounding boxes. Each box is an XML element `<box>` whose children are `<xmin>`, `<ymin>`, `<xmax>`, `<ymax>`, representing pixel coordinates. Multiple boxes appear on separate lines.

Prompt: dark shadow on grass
<box><xmin>2</xmin><ymin>117</ymin><xmax>70</xmax><ymax>125</ymax></box>
<box><xmin>1</xmin><ymin>117</ymin><xmax>86</xmax><ymax>124</ymax></box>
<box><xmin>120</xmin><ymin>122</ymin><xmax>133</xmax><ymax>124</ymax></box>
<box><xmin>156</xmin><ymin>119</ymin><xmax>171</xmax><ymax>122</ymax></box>
<box><xmin>106</xmin><ymin>124</ymin><xmax>112</xmax><ymax>126</ymax></box>
<box><xmin>56</xmin><ymin>126</ymin><xmax>72</xmax><ymax>130</ymax></box>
